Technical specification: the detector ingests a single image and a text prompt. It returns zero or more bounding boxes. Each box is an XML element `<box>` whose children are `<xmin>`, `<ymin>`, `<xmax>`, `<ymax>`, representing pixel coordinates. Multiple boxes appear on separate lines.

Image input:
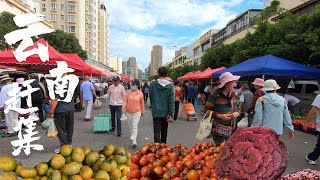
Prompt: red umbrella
<box><xmin>0</xmin><ymin>38</ymin><xmax>82</xmax><ymax>72</ymax></box>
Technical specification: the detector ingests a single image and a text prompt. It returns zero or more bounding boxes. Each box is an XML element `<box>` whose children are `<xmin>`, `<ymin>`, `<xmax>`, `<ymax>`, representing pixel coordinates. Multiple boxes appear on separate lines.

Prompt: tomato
<box><xmin>200</xmin><ymin>175</ymin><xmax>207</xmax><ymax>180</ymax></box>
<box><xmin>147</xmin><ymin>143</ymin><xmax>153</xmax><ymax>148</ymax></box>
<box><xmin>131</xmin><ymin>153</ymin><xmax>142</xmax><ymax>165</ymax></box>
<box><xmin>147</xmin><ymin>163</ymin><xmax>154</xmax><ymax>169</ymax></box>
<box><xmin>141</xmin><ymin>145</ymin><xmax>150</xmax><ymax>155</ymax></box>
<box><xmin>187</xmin><ymin>169</ymin><xmax>200</xmax><ymax>180</ymax></box>
<box><xmin>156</xmin><ymin>150</ymin><xmax>162</xmax><ymax>158</ymax></box>
<box><xmin>207</xmin><ymin>142</ymin><xmax>214</xmax><ymax>148</ymax></box>
<box><xmin>163</xmin><ymin>172</ymin><xmax>171</xmax><ymax>180</ymax></box>
<box><xmin>184</xmin><ymin>159</ymin><xmax>195</xmax><ymax>170</ymax></box>
<box><xmin>175</xmin><ymin>144</ymin><xmax>182</xmax><ymax>149</ymax></box>
<box><xmin>219</xmin><ymin>142</ymin><xmax>225</xmax><ymax>148</ymax></box>
<box><xmin>154</xmin><ymin>166</ymin><xmax>165</xmax><ymax>177</ymax></box>
<box><xmin>194</xmin><ymin>145</ymin><xmax>201</xmax><ymax>154</ymax></box>
<box><xmin>176</xmin><ymin>161</ymin><xmax>184</xmax><ymax>172</ymax></box>
<box><xmin>210</xmin><ymin>171</ymin><xmax>218</xmax><ymax>178</ymax></box>
<box><xmin>194</xmin><ymin>155</ymin><xmax>202</xmax><ymax>161</ymax></box>
<box><xmin>205</xmin><ymin>161</ymin><xmax>215</xmax><ymax>170</ymax></box>
<box><xmin>181</xmin><ymin>149</ymin><xmax>188</xmax><ymax>156</ymax></box>
<box><xmin>130</xmin><ymin>169</ymin><xmax>142</xmax><ymax>179</ymax></box>
<box><xmin>194</xmin><ymin>162</ymin><xmax>203</xmax><ymax>170</ymax></box>
<box><xmin>161</xmin><ymin>156</ymin><xmax>170</xmax><ymax>164</ymax></box>
<box><xmin>153</xmin><ymin>159</ymin><xmax>164</xmax><ymax>167</ymax></box>
<box><xmin>180</xmin><ymin>169</ymin><xmax>189</xmax><ymax>180</ymax></box>
<box><xmin>169</xmin><ymin>152</ymin><xmax>178</xmax><ymax>163</ymax></box>
<box><xmin>161</xmin><ymin>148</ymin><xmax>169</xmax><ymax>156</ymax></box>
<box><xmin>202</xmin><ymin>167</ymin><xmax>211</xmax><ymax>177</ymax></box>
<box><xmin>215</xmin><ymin>147</ymin><xmax>221</xmax><ymax>154</ymax></box>
<box><xmin>165</xmin><ymin>161</ymin><xmax>175</xmax><ymax>169</ymax></box>
<box><xmin>147</xmin><ymin>153</ymin><xmax>156</xmax><ymax>163</ymax></box>
<box><xmin>181</xmin><ymin>145</ymin><xmax>187</xmax><ymax>150</ymax></box>
<box><xmin>199</xmin><ymin>152</ymin><xmax>205</xmax><ymax>159</ymax></box>
<box><xmin>141</xmin><ymin>166</ymin><xmax>153</xmax><ymax>177</ymax></box>
<box><xmin>161</xmin><ymin>143</ymin><xmax>167</xmax><ymax>148</ymax></box>
<box><xmin>140</xmin><ymin>156</ymin><xmax>149</xmax><ymax>166</ymax></box>
<box><xmin>167</xmin><ymin>146</ymin><xmax>173</xmax><ymax>152</ymax></box>
<box><xmin>173</xmin><ymin>177</ymin><xmax>182</xmax><ymax>180</ymax></box>
<box><xmin>168</xmin><ymin>167</ymin><xmax>180</xmax><ymax>178</ymax></box>
<box><xmin>203</xmin><ymin>149</ymin><xmax>211</xmax><ymax>157</ymax></box>
<box><xmin>130</xmin><ymin>164</ymin><xmax>139</xmax><ymax>170</ymax></box>
<box><xmin>141</xmin><ymin>177</ymin><xmax>150</xmax><ymax>180</ymax></box>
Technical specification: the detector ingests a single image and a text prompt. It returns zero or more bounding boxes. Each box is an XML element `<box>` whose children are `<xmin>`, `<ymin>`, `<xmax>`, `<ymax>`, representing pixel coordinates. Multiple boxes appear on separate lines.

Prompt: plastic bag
<box><xmin>41</xmin><ymin>118</ymin><xmax>54</xmax><ymax>130</ymax></box>
<box><xmin>194</xmin><ymin>99</ymin><xmax>198</xmax><ymax>109</ymax></box>
<box><xmin>196</xmin><ymin>110</ymin><xmax>213</xmax><ymax>140</ymax></box>
<box><xmin>120</xmin><ymin>113</ymin><xmax>127</xmax><ymax>121</ymax></box>
<box><xmin>237</xmin><ymin>117</ymin><xmax>248</xmax><ymax>128</ymax></box>
<box><xmin>94</xmin><ymin>99</ymin><xmax>103</xmax><ymax>110</ymax></box>
<box><xmin>47</xmin><ymin>119</ymin><xmax>58</xmax><ymax>138</ymax></box>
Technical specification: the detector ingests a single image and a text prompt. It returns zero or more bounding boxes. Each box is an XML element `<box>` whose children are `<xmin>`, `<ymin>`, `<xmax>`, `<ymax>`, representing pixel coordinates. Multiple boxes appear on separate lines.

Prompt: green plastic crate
<box><xmin>93</xmin><ymin>114</ymin><xmax>111</xmax><ymax>133</ymax></box>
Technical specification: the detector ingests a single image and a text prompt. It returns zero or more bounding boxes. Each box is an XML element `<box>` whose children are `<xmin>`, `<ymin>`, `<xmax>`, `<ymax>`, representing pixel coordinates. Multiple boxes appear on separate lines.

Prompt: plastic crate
<box><xmin>93</xmin><ymin>114</ymin><xmax>111</xmax><ymax>133</ymax></box>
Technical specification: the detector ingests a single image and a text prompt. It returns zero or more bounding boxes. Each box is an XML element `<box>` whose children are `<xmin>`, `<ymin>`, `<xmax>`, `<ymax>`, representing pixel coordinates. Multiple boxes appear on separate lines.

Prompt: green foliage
<box><xmin>201</xmin><ymin>5</ymin><xmax>320</xmax><ymax>68</ymax></box>
<box><xmin>148</xmin><ymin>75</ymin><xmax>159</xmax><ymax>81</ymax></box>
<box><xmin>168</xmin><ymin>64</ymin><xmax>201</xmax><ymax>80</ymax></box>
<box><xmin>40</xmin><ymin>30</ymin><xmax>88</xmax><ymax>60</ymax></box>
<box><xmin>0</xmin><ymin>11</ymin><xmax>20</xmax><ymax>50</ymax></box>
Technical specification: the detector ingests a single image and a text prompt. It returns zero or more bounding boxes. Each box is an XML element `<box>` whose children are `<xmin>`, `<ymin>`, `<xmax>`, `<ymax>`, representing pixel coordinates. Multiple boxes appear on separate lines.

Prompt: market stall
<box><xmin>62</xmin><ymin>53</ymin><xmax>103</xmax><ymax>76</ymax></box>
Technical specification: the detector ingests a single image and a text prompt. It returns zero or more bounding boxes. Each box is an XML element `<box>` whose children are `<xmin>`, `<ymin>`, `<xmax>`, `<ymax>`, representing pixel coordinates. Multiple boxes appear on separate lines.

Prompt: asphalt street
<box><xmin>0</xmin><ymin>101</ymin><xmax>319</xmax><ymax>176</ymax></box>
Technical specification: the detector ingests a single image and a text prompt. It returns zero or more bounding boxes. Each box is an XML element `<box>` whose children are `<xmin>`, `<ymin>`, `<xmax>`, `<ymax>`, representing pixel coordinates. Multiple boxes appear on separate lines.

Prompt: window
<box><xmin>42</xmin><ymin>4</ymin><xmax>46</xmax><ymax>12</ymax></box>
<box><xmin>68</xmin><ymin>15</ymin><xmax>76</xmax><ymax>22</ymax></box>
<box><xmin>50</xmin><ymin>14</ymin><xmax>57</xmax><ymax>21</ymax></box>
<box><xmin>61</xmin><ymin>15</ymin><xmax>64</xmax><ymax>20</ymax></box>
<box><xmin>68</xmin><ymin>26</ymin><xmax>76</xmax><ymax>33</ymax></box>
<box><xmin>61</xmin><ymin>25</ymin><xmax>64</xmax><ymax>31</ymax></box>
<box><xmin>68</xmin><ymin>5</ymin><xmax>76</xmax><ymax>12</ymax></box>
<box><xmin>61</xmin><ymin>4</ymin><xmax>64</xmax><ymax>10</ymax></box>
<box><xmin>51</xmin><ymin>3</ymin><xmax>57</xmax><ymax>11</ymax></box>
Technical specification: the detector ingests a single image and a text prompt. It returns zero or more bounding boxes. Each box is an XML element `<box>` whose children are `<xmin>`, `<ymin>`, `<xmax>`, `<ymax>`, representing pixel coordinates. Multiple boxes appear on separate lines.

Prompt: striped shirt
<box><xmin>205</xmin><ymin>90</ymin><xmax>241</xmax><ymax>129</ymax></box>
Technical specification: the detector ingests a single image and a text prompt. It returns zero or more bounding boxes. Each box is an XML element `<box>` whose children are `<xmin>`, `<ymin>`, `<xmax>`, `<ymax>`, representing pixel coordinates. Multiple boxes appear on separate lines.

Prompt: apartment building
<box><xmin>37</xmin><ymin>0</ymin><xmax>109</xmax><ymax>70</ymax></box>
<box><xmin>108</xmin><ymin>55</ymin><xmax>122</xmax><ymax>74</ymax></box>
<box><xmin>171</xmin><ymin>46</ymin><xmax>188</xmax><ymax>69</ymax></box>
<box><xmin>0</xmin><ymin>0</ymin><xmax>56</xmax><ymax>29</ymax></box>
<box><xmin>150</xmin><ymin>45</ymin><xmax>163</xmax><ymax>76</ymax></box>
<box><xmin>122</xmin><ymin>57</ymin><xmax>139</xmax><ymax>78</ymax></box>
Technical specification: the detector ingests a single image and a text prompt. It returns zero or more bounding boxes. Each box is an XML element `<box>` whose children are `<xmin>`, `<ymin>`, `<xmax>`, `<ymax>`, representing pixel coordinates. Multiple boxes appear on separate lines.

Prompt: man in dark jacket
<box><xmin>149</xmin><ymin>67</ymin><xmax>174</xmax><ymax>144</ymax></box>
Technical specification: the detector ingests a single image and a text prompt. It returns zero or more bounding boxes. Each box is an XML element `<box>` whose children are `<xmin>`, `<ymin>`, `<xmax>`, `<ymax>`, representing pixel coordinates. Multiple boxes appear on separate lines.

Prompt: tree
<box><xmin>0</xmin><ymin>11</ymin><xmax>20</xmax><ymax>50</ymax></box>
<box><xmin>40</xmin><ymin>30</ymin><xmax>88</xmax><ymax>60</ymax></box>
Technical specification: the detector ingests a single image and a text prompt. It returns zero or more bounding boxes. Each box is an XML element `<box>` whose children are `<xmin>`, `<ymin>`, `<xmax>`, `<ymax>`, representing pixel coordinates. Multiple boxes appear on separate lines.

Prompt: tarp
<box><xmin>120</xmin><ymin>74</ymin><xmax>131</xmax><ymax>81</ymax></box>
<box><xmin>196</xmin><ymin>67</ymin><xmax>226</xmax><ymax>79</ymax></box>
<box><xmin>0</xmin><ymin>38</ymin><xmax>82</xmax><ymax>72</ymax></box>
<box><xmin>62</xmin><ymin>53</ymin><xmax>102</xmax><ymax>76</ymax></box>
<box><xmin>190</xmin><ymin>70</ymin><xmax>202</xmax><ymax>80</ymax></box>
<box><xmin>213</xmin><ymin>54</ymin><xmax>320</xmax><ymax>78</ymax></box>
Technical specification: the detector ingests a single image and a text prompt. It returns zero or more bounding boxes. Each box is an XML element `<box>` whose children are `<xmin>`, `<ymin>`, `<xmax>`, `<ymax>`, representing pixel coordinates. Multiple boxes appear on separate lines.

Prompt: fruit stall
<box><xmin>0</xmin><ymin>127</ymin><xmax>319</xmax><ymax>180</ymax></box>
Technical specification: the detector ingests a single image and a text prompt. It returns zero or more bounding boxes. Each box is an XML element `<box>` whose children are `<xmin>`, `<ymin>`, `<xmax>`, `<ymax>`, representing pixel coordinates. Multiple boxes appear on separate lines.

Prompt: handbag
<box><xmin>196</xmin><ymin>110</ymin><xmax>213</xmax><ymax>140</ymax></box>
<box><xmin>237</xmin><ymin>117</ymin><xmax>248</xmax><ymax>128</ymax></box>
<box><xmin>214</xmin><ymin>117</ymin><xmax>234</xmax><ymax>138</ymax></box>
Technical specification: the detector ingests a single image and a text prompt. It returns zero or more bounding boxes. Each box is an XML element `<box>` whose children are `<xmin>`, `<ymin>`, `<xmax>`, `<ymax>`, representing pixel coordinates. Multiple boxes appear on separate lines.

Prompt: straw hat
<box><xmin>218</xmin><ymin>72</ymin><xmax>240</xmax><ymax>88</ymax></box>
<box><xmin>0</xmin><ymin>74</ymin><xmax>12</xmax><ymax>82</ymax></box>
<box><xmin>262</xmin><ymin>79</ymin><xmax>281</xmax><ymax>92</ymax></box>
<box><xmin>252</xmin><ymin>78</ymin><xmax>264</xmax><ymax>87</ymax></box>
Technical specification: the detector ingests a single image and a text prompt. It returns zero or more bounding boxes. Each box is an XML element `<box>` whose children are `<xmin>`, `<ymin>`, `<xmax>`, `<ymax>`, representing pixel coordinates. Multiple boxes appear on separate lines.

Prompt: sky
<box><xmin>104</xmin><ymin>0</ymin><xmax>263</xmax><ymax>71</ymax></box>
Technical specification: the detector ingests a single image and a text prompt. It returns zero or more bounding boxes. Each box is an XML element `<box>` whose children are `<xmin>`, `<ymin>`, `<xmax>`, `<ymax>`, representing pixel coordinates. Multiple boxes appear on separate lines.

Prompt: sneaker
<box><xmin>117</xmin><ymin>132</ymin><xmax>121</xmax><ymax>137</ymax></box>
<box><xmin>306</xmin><ymin>155</ymin><xmax>317</xmax><ymax>165</ymax></box>
<box><xmin>54</xmin><ymin>148</ymin><xmax>60</xmax><ymax>154</ymax></box>
<box><xmin>110</xmin><ymin>128</ymin><xmax>115</xmax><ymax>132</ymax></box>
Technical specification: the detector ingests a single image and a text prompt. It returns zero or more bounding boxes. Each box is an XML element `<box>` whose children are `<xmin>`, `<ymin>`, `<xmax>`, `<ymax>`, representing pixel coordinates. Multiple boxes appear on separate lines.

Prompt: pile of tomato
<box><xmin>127</xmin><ymin>142</ymin><xmax>230</xmax><ymax>180</ymax></box>
<box><xmin>292</xmin><ymin>120</ymin><xmax>317</xmax><ymax>135</ymax></box>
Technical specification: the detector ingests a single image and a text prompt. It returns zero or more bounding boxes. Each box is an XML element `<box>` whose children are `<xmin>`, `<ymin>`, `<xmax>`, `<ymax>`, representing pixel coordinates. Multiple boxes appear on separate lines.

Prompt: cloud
<box><xmin>105</xmin><ymin>0</ymin><xmax>261</xmax><ymax>70</ymax></box>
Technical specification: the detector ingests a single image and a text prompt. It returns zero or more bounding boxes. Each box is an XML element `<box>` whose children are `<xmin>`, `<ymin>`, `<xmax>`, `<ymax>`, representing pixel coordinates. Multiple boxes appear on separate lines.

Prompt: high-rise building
<box><xmin>127</xmin><ymin>57</ymin><xmax>138</xmax><ymax>78</ymax></box>
<box><xmin>150</xmin><ymin>45</ymin><xmax>163</xmax><ymax>76</ymax></box>
<box><xmin>37</xmin><ymin>0</ymin><xmax>109</xmax><ymax>69</ymax></box>
<box><xmin>122</xmin><ymin>60</ymin><xmax>127</xmax><ymax>75</ymax></box>
<box><xmin>108</xmin><ymin>55</ymin><xmax>122</xmax><ymax>74</ymax></box>
<box><xmin>138</xmin><ymin>69</ymin><xmax>142</xmax><ymax>79</ymax></box>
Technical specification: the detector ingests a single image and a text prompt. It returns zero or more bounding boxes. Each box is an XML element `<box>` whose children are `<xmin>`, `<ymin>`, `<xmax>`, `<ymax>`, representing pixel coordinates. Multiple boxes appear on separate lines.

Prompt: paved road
<box><xmin>0</xmin><ymin>102</ymin><xmax>319</xmax><ymax>175</ymax></box>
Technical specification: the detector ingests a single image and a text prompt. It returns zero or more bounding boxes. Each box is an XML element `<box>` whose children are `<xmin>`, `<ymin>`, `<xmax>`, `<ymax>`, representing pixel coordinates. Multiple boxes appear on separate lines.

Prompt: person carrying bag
<box><xmin>204</xmin><ymin>72</ymin><xmax>241</xmax><ymax>146</ymax></box>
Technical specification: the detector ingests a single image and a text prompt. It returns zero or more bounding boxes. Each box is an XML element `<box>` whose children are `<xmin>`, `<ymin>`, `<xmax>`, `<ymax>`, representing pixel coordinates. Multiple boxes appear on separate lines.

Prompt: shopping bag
<box><xmin>47</xmin><ymin>119</ymin><xmax>58</xmax><ymax>138</ymax></box>
<box><xmin>120</xmin><ymin>113</ymin><xmax>127</xmax><ymax>121</ymax></box>
<box><xmin>94</xmin><ymin>99</ymin><xmax>103</xmax><ymax>110</ymax></box>
<box><xmin>41</xmin><ymin>118</ymin><xmax>54</xmax><ymax>130</ymax></box>
<box><xmin>237</xmin><ymin>117</ymin><xmax>248</xmax><ymax>128</ymax></box>
<box><xmin>178</xmin><ymin>103</ymin><xmax>183</xmax><ymax>118</ymax></box>
<box><xmin>215</xmin><ymin>119</ymin><xmax>234</xmax><ymax>138</ymax></box>
<box><xmin>194</xmin><ymin>99</ymin><xmax>198</xmax><ymax>109</ymax></box>
<box><xmin>196</xmin><ymin>110</ymin><xmax>213</xmax><ymax>140</ymax></box>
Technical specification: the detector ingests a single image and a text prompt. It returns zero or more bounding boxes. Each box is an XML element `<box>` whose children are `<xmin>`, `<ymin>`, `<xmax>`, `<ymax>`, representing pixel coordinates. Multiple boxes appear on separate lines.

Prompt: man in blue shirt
<box><xmin>80</xmin><ymin>76</ymin><xmax>98</xmax><ymax>121</ymax></box>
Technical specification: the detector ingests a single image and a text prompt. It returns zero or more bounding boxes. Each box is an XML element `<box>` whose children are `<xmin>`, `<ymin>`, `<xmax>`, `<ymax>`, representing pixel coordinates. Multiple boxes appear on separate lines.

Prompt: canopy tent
<box><xmin>120</xmin><ymin>74</ymin><xmax>131</xmax><ymax>81</ymax></box>
<box><xmin>196</xmin><ymin>67</ymin><xmax>226</xmax><ymax>79</ymax></box>
<box><xmin>62</xmin><ymin>53</ymin><xmax>102</xmax><ymax>76</ymax></box>
<box><xmin>213</xmin><ymin>54</ymin><xmax>320</xmax><ymax>78</ymax></box>
<box><xmin>102</xmin><ymin>70</ymin><xmax>118</xmax><ymax>79</ymax></box>
<box><xmin>177</xmin><ymin>72</ymin><xmax>194</xmax><ymax>81</ymax></box>
<box><xmin>0</xmin><ymin>38</ymin><xmax>82</xmax><ymax>72</ymax></box>
<box><xmin>189</xmin><ymin>70</ymin><xmax>202</xmax><ymax>80</ymax></box>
